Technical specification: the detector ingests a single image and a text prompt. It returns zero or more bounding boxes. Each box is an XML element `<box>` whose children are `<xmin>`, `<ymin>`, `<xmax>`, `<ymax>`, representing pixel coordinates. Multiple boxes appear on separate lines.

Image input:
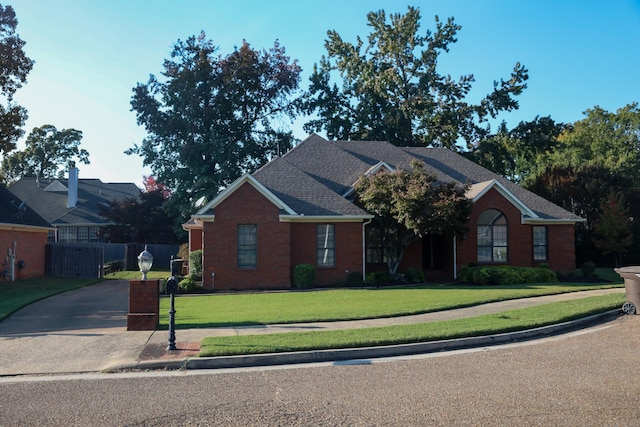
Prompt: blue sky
<box><xmin>7</xmin><ymin>0</ymin><xmax>640</xmax><ymax>186</ymax></box>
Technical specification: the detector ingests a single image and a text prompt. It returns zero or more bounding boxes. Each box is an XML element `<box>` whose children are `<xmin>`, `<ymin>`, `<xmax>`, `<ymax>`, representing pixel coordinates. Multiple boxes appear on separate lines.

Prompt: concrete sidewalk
<box><xmin>0</xmin><ymin>286</ymin><xmax>625</xmax><ymax>375</ymax></box>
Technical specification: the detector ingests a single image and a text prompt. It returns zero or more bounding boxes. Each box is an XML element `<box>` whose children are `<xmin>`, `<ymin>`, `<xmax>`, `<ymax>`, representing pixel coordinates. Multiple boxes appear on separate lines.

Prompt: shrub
<box><xmin>346</xmin><ymin>271</ymin><xmax>364</xmax><ymax>286</ymax></box>
<box><xmin>189</xmin><ymin>249</ymin><xmax>203</xmax><ymax>281</ymax></box>
<box><xmin>459</xmin><ymin>265</ymin><xmax>474</xmax><ymax>282</ymax></box>
<box><xmin>178</xmin><ymin>276</ymin><xmax>197</xmax><ymax>292</ymax></box>
<box><xmin>364</xmin><ymin>271</ymin><xmax>393</xmax><ymax>285</ymax></box>
<box><xmin>404</xmin><ymin>268</ymin><xmax>426</xmax><ymax>283</ymax></box>
<box><xmin>364</xmin><ymin>272</ymin><xmax>378</xmax><ymax>284</ymax></box>
<box><xmin>472</xmin><ymin>268</ymin><xmax>492</xmax><ymax>285</ymax></box>
<box><xmin>463</xmin><ymin>265</ymin><xmax>557</xmax><ymax>286</ymax></box>
<box><xmin>581</xmin><ymin>261</ymin><xmax>596</xmax><ymax>278</ymax></box>
<box><xmin>535</xmin><ymin>268</ymin><xmax>558</xmax><ymax>283</ymax></box>
<box><xmin>293</xmin><ymin>264</ymin><xmax>316</xmax><ymax>288</ymax></box>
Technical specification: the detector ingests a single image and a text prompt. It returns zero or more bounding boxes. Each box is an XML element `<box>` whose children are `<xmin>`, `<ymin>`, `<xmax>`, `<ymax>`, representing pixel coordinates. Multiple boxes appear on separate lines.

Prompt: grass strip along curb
<box><xmin>198</xmin><ymin>294</ymin><xmax>625</xmax><ymax>357</ymax></box>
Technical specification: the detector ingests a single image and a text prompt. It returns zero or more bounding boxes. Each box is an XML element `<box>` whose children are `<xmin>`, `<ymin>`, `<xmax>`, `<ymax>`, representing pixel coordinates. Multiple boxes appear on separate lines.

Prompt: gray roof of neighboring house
<box><xmin>0</xmin><ymin>185</ymin><xmax>52</xmax><ymax>229</ymax></box>
<box><xmin>9</xmin><ymin>177</ymin><xmax>141</xmax><ymax>227</ymax></box>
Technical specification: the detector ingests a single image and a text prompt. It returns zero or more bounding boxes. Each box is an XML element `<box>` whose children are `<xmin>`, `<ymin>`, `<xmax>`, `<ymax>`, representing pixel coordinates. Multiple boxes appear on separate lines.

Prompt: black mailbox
<box><xmin>166</xmin><ymin>276</ymin><xmax>179</xmax><ymax>295</ymax></box>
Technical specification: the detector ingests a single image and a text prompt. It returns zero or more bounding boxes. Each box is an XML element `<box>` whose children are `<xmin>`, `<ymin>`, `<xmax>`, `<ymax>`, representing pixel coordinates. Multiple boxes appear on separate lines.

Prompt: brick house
<box><xmin>0</xmin><ymin>185</ymin><xmax>53</xmax><ymax>280</ymax></box>
<box><xmin>186</xmin><ymin>134</ymin><xmax>583</xmax><ymax>290</ymax></box>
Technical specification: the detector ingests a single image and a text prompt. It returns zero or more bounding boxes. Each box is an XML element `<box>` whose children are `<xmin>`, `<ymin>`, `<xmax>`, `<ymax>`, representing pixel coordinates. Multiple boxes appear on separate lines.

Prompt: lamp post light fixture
<box><xmin>137</xmin><ymin>245</ymin><xmax>153</xmax><ymax>280</ymax></box>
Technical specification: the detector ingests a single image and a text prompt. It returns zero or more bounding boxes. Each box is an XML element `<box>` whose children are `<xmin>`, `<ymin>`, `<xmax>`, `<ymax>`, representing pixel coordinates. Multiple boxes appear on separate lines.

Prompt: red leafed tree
<box><xmin>143</xmin><ymin>175</ymin><xmax>170</xmax><ymax>198</ymax></box>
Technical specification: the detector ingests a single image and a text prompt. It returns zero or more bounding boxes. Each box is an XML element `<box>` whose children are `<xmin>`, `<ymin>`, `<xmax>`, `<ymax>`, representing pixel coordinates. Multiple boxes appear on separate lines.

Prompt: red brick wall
<box><xmin>546</xmin><ymin>224</ymin><xmax>576</xmax><ymax>275</ymax></box>
<box><xmin>0</xmin><ymin>229</ymin><xmax>48</xmax><ymax>280</ymax></box>
<box><xmin>127</xmin><ymin>279</ymin><xmax>159</xmax><ymax>330</ymax></box>
<box><xmin>290</xmin><ymin>222</ymin><xmax>364</xmax><ymax>286</ymax></box>
<box><xmin>189</xmin><ymin>228</ymin><xmax>202</xmax><ymax>251</ymax></box>
<box><xmin>202</xmin><ymin>183</ymin><xmax>291</xmax><ymax>290</ymax></box>
<box><xmin>456</xmin><ymin>187</ymin><xmax>576</xmax><ymax>275</ymax></box>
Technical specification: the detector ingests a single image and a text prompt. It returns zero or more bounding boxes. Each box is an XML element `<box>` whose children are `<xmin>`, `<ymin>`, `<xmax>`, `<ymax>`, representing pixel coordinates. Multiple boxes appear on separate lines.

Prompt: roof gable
<box><xmin>469</xmin><ymin>180</ymin><xmax>538</xmax><ymax>219</ymax></box>
<box><xmin>195</xmin><ymin>174</ymin><xmax>297</xmax><ymax>217</ymax></box>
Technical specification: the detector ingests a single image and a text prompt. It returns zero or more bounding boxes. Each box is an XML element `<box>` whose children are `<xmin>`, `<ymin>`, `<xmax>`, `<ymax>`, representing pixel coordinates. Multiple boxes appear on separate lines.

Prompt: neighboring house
<box><xmin>9</xmin><ymin>166</ymin><xmax>141</xmax><ymax>243</ymax></box>
<box><xmin>186</xmin><ymin>134</ymin><xmax>583</xmax><ymax>291</ymax></box>
<box><xmin>0</xmin><ymin>185</ymin><xmax>53</xmax><ymax>280</ymax></box>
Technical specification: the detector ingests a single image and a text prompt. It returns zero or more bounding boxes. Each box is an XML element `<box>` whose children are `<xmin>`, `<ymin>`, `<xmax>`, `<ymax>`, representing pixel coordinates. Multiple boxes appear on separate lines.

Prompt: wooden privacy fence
<box><xmin>45</xmin><ymin>244</ymin><xmax>104</xmax><ymax>278</ymax></box>
<box><xmin>45</xmin><ymin>243</ymin><xmax>180</xmax><ymax>278</ymax></box>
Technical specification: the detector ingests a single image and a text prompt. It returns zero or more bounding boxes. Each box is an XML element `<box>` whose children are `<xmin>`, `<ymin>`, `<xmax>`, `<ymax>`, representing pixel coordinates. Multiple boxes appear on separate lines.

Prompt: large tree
<box><xmin>128</xmin><ymin>33</ymin><xmax>301</xmax><ymax>229</ymax></box>
<box><xmin>592</xmin><ymin>192</ymin><xmax>634</xmax><ymax>267</ymax></box>
<box><xmin>529</xmin><ymin>104</ymin><xmax>640</xmax><ymax>187</ymax></box>
<box><xmin>526</xmin><ymin>165</ymin><xmax>640</xmax><ymax>265</ymax></box>
<box><xmin>300</xmin><ymin>6</ymin><xmax>528</xmax><ymax>149</ymax></box>
<box><xmin>468</xmin><ymin>116</ymin><xmax>567</xmax><ymax>184</ymax></box>
<box><xmin>0</xmin><ymin>4</ymin><xmax>34</xmax><ymax>155</ymax></box>
<box><xmin>0</xmin><ymin>124</ymin><xmax>87</xmax><ymax>184</ymax></box>
<box><xmin>99</xmin><ymin>188</ymin><xmax>179</xmax><ymax>244</ymax></box>
<box><xmin>354</xmin><ymin>161</ymin><xmax>471</xmax><ymax>274</ymax></box>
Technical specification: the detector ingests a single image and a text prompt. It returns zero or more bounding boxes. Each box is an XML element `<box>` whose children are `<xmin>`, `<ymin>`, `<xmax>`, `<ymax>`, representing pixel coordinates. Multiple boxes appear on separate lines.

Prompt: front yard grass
<box><xmin>160</xmin><ymin>281</ymin><xmax>623</xmax><ymax>328</ymax></box>
<box><xmin>0</xmin><ymin>276</ymin><xmax>100</xmax><ymax>322</ymax></box>
<box><xmin>199</xmin><ymin>293</ymin><xmax>625</xmax><ymax>357</ymax></box>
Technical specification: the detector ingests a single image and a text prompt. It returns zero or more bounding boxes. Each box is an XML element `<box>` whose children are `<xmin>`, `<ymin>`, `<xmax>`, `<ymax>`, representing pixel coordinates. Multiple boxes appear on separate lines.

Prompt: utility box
<box><xmin>614</xmin><ymin>266</ymin><xmax>640</xmax><ymax>314</ymax></box>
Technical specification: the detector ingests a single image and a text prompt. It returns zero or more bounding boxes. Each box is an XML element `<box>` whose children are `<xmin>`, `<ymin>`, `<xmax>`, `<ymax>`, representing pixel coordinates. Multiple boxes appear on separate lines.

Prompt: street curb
<box><xmin>117</xmin><ymin>309</ymin><xmax>622</xmax><ymax>372</ymax></box>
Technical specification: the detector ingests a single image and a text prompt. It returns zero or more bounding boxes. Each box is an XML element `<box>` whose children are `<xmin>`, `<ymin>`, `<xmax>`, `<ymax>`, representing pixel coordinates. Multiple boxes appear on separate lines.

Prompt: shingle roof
<box><xmin>254</xmin><ymin>156</ymin><xmax>369</xmax><ymax>216</ymax></box>
<box><xmin>0</xmin><ymin>185</ymin><xmax>52</xmax><ymax>229</ymax></box>
<box><xmin>9</xmin><ymin>177</ymin><xmax>141</xmax><ymax>226</ymax></box>
<box><xmin>405</xmin><ymin>147</ymin><xmax>582</xmax><ymax>221</ymax></box>
<box><xmin>197</xmin><ymin>134</ymin><xmax>582</xmax><ymax>223</ymax></box>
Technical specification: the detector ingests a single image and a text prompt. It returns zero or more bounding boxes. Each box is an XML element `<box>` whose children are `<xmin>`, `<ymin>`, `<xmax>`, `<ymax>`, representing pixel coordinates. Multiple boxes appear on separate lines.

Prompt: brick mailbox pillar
<box><xmin>127</xmin><ymin>280</ymin><xmax>160</xmax><ymax>331</ymax></box>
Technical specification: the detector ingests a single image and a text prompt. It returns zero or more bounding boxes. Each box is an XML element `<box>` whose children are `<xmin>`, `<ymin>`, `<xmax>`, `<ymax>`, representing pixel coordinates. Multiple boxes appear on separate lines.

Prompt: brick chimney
<box><xmin>67</xmin><ymin>162</ymin><xmax>78</xmax><ymax>208</ymax></box>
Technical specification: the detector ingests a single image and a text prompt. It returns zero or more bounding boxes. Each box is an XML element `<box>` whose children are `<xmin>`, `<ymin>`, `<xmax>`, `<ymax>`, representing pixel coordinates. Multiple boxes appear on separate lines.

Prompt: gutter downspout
<box><xmin>362</xmin><ymin>218</ymin><xmax>372</xmax><ymax>279</ymax></box>
<box><xmin>453</xmin><ymin>235</ymin><xmax>457</xmax><ymax>280</ymax></box>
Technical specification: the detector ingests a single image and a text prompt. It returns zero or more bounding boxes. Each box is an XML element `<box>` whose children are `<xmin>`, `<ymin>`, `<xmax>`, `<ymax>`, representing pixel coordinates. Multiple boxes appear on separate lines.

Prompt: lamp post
<box><xmin>166</xmin><ymin>275</ymin><xmax>178</xmax><ymax>350</ymax></box>
<box><xmin>137</xmin><ymin>245</ymin><xmax>153</xmax><ymax>280</ymax></box>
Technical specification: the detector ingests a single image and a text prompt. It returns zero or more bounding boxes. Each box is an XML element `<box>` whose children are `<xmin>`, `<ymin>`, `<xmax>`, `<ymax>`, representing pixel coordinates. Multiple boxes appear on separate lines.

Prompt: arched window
<box><xmin>477</xmin><ymin>209</ymin><xmax>508</xmax><ymax>262</ymax></box>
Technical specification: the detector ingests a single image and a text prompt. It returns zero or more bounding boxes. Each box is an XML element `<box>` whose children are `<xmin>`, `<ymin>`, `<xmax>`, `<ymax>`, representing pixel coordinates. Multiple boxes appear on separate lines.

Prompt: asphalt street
<box><xmin>0</xmin><ymin>316</ymin><xmax>639</xmax><ymax>426</ymax></box>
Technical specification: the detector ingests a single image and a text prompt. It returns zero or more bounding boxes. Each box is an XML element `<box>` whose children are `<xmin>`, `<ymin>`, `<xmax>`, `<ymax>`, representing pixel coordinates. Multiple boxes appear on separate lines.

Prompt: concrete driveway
<box><xmin>0</xmin><ymin>280</ymin><xmax>153</xmax><ymax>375</ymax></box>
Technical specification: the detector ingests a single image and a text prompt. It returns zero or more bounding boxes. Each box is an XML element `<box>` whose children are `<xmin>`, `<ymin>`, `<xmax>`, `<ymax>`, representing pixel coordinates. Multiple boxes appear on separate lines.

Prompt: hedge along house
<box><xmin>0</xmin><ymin>185</ymin><xmax>53</xmax><ymax>280</ymax></box>
<box><xmin>186</xmin><ymin>134</ymin><xmax>583</xmax><ymax>291</ymax></box>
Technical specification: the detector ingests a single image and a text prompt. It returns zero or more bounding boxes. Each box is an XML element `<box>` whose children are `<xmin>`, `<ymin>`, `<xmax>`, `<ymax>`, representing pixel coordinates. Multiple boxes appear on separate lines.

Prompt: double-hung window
<box><xmin>238</xmin><ymin>225</ymin><xmax>257</xmax><ymax>269</ymax></box>
<box><xmin>533</xmin><ymin>226</ymin><xmax>548</xmax><ymax>261</ymax></box>
<box><xmin>317</xmin><ymin>224</ymin><xmax>335</xmax><ymax>267</ymax></box>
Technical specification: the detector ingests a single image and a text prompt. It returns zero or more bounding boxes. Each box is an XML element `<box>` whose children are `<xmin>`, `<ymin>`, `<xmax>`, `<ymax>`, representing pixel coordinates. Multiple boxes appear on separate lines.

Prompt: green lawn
<box><xmin>199</xmin><ymin>293</ymin><xmax>625</xmax><ymax>357</ymax></box>
<box><xmin>104</xmin><ymin>270</ymin><xmax>170</xmax><ymax>280</ymax></box>
<box><xmin>160</xmin><ymin>281</ymin><xmax>623</xmax><ymax>328</ymax></box>
<box><xmin>0</xmin><ymin>276</ymin><xmax>100</xmax><ymax>322</ymax></box>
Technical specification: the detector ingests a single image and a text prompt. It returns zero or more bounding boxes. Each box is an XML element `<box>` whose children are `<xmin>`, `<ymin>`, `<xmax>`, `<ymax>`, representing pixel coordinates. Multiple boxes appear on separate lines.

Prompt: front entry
<box><xmin>422</xmin><ymin>233</ymin><xmax>452</xmax><ymax>281</ymax></box>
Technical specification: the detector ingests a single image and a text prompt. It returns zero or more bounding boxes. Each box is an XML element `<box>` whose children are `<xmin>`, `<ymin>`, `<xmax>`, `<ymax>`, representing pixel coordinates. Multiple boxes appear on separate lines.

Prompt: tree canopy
<box><xmin>592</xmin><ymin>192</ymin><xmax>633</xmax><ymax>267</ymax></box>
<box><xmin>0</xmin><ymin>124</ymin><xmax>87</xmax><ymax>184</ymax></box>
<box><xmin>531</xmin><ymin>104</ymin><xmax>640</xmax><ymax>187</ymax></box>
<box><xmin>0</xmin><ymin>4</ymin><xmax>34</xmax><ymax>155</ymax></box>
<box><xmin>128</xmin><ymin>33</ymin><xmax>302</xmax><ymax>230</ymax></box>
<box><xmin>300</xmin><ymin>6</ymin><xmax>528</xmax><ymax>149</ymax></box>
<box><xmin>354</xmin><ymin>161</ymin><xmax>471</xmax><ymax>273</ymax></box>
<box><xmin>468</xmin><ymin>116</ymin><xmax>567</xmax><ymax>184</ymax></box>
<box><xmin>99</xmin><ymin>188</ymin><xmax>180</xmax><ymax>244</ymax></box>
